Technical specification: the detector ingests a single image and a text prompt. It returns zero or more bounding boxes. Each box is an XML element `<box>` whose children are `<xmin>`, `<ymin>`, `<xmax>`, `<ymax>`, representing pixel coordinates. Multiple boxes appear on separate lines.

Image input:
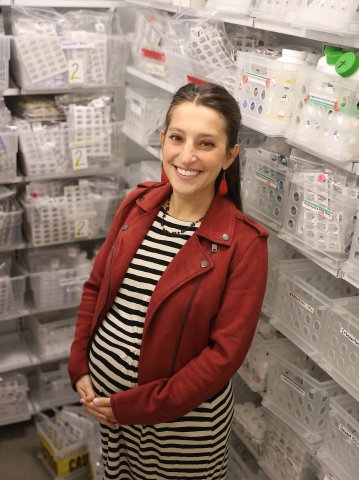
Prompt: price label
<box><xmin>144</xmin><ymin>62</ymin><xmax>166</xmax><ymax>77</ymax></box>
<box><xmin>71</xmin><ymin>147</ymin><xmax>88</xmax><ymax>171</ymax></box>
<box><xmin>190</xmin><ymin>26</ymin><xmax>206</xmax><ymax>39</ymax></box>
<box><xmin>68</xmin><ymin>59</ymin><xmax>85</xmax><ymax>84</ymax></box>
<box><xmin>75</xmin><ymin>218</ymin><xmax>90</xmax><ymax>239</ymax></box>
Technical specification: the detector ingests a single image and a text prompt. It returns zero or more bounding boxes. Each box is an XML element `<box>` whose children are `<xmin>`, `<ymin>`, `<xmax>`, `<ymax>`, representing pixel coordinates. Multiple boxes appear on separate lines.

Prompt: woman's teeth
<box><xmin>177</xmin><ymin>167</ymin><xmax>199</xmax><ymax>177</ymax></box>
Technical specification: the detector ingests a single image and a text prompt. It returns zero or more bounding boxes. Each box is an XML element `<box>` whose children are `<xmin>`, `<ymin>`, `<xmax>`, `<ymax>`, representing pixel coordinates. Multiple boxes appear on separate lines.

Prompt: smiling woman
<box><xmin>68</xmin><ymin>82</ymin><xmax>269</xmax><ymax>480</ymax></box>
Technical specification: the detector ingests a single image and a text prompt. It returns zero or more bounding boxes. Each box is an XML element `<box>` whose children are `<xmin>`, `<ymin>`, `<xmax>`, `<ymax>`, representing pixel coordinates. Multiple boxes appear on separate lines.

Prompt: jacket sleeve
<box><xmin>68</xmin><ymin>187</ymin><xmax>144</xmax><ymax>388</ymax></box>
<box><xmin>110</xmin><ymin>235</ymin><xmax>268</xmax><ymax>424</ymax></box>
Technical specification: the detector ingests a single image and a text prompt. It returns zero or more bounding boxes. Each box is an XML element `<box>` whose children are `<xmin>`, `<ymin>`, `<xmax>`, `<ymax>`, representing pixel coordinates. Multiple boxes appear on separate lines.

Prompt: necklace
<box><xmin>160</xmin><ymin>198</ymin><xmax>205</xmax><ymax>236</ymax></box>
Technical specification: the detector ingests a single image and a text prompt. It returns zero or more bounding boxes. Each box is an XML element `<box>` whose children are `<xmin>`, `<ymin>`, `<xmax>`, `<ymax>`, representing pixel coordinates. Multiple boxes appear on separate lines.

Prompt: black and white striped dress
<box><xmin>88</xmin><ymin>208</ymin><xmax>234</xmax><ymax>480</ymax></box>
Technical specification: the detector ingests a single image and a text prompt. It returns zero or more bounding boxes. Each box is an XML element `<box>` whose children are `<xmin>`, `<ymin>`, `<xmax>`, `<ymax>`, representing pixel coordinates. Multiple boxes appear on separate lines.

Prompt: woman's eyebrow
<box><xmin>168</xmin><ymin>127</ymin><xmax>218</xmax><ymax>138</ymax></box>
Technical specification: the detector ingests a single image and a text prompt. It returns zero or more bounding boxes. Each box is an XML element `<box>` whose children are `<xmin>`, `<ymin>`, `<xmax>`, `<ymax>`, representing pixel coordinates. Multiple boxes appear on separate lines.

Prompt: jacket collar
<box><xmin>136</xmin><ymin>182</ymin><xmax>236</xmax><ymax>246</ymax></box>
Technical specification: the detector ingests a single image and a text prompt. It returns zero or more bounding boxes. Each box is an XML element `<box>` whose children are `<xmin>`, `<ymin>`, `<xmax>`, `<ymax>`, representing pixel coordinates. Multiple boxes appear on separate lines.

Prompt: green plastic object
<box><xmin>324</xmin><ymin>45</ymin><xmax>344</xmax><ymax>65</ymax></box>
<box><xmin>335</xmin><ymin>51</ymin><xmax>359</xmax><ymax>78</ymax></box>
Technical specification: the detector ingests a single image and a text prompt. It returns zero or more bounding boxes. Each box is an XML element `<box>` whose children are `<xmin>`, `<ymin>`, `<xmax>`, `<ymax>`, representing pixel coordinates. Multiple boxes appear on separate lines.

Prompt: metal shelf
<box><xmin>126</xmin><ymin>65</ymin><xmax>176</xmax><ymax>94</ymax></box>
<box><xmin>123</xmin><ymin>126</ymin><xmax>162</xmax><ymax>160</ymax></box>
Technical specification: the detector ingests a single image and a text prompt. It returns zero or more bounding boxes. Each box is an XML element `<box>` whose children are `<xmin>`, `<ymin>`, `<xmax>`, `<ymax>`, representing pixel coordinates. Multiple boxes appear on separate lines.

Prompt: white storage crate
<box><xmin>259</xmin><ymin>410</ymin><xmax>320</xmax><ymax>480</ymax></box>
<box><xmin>250</xmin><ymin>0</ymin><xmax>290</xmax><ymax>24</ymax></box>
<box><xmin>320</xmin><ymin>297</ymin><xmax>359</xmax><ymax>402</ymax></box>
<box><xmin>342</xmin><ymin>215</ymin><xmax>359</xmax><ymax>288</ymax></box>
<box><xmin>232</xmin><ymin>402</ymin><xmax>268</xmax><ymax>456</ymax></box>
<box><xmin>286</xmin><ymin>70</ymin><xmax>359</xmax><ymax>169</ymax></box>
<box><xmin>261</xmin><ymin>234</ymin><xmax>300</xmax><ymax>317</ymax></box>
<box><xmin>278</xmin><ymin>168</ymin><xmax>359</xmax><ymax>271</ymax></box>
<box><xmin>0</xmin><ymin>198</ymin><xmax>23</xmax><ymax>250</ymax></box>
<box><xmin>0</xmin><ymin>264</ymin><xmax>26</xmax><ymax>321</ymax></box>
<box><xmin>242</xmin><ymin>143</ymin><xmax>291</xmax><ymax>231</ymax></box>
<box><xmin>0</xmin><ymin>36</ymin><xmax>10</xmax><ymax>90</ymax></box>
<box><xmin>0</xmin><ymin>131</ymin><xmax>18</xmax><ymax>181</ymax></box>
<box><xmin>11</xmin><ymin>34</ymin><xmax>129</xmax><ymax>91</ymax></box>
<box><xmin>36</xmin><ymin>408</ymin><xmax>90</xmax><ymax>479</ymax></box>
<box><xmin>263</xmin><ymin>340</ymin><xmax>345</xmax><ymax>444</ymax></box>
<box><xmin>318</xmin><ymin>394</ymin><xmax>359</xmax><ymax>480</ymax></box>
<box><xmin>287</xmin><ymin>0</ymin><xmax>359</xmax><ymax>36</ymax></box>
<box><xmin>32</xmin><ymin>362</ymin><xmax>78</xmax><ymax>411</ymax></box>
<box><xmin>271</xmin><ymin>259</ymin><xmax>358</xmax><ymax>360</ymax></box>
<box><xmin>0</xmin><ymin>372</ymin><xmax>31</xmax><ymax>426</ymax></box>
<box><xmin>123</xmin><ymin>87</ymin><xmax>171</xmax><ymax>146</ymax></box>
<box><xmin>26</xmin><ymin>310</ymin><xmax>77</xmax><ymax>361</ymax></box>
<box><xmin>207</xmin><ymin>0</ymin><xmax>253</xmax><ymax>14</ymax></box>
<box><xmin>235</xmin><ymin>51</ymin><xmax>309</xmax><ymax>136</ymax></box>
<box><xmin>18</xmin><ymin>122</ymin><xmax>125</xmax><ymax>178</ymax></box>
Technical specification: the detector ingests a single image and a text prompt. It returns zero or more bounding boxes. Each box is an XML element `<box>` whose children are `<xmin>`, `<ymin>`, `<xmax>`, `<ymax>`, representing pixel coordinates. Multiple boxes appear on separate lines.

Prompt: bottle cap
<box><xmin>282</xmin><ymin>48</ymin><xmax>307</xmax><ymax>60</ymax></box>
<box><xmin>324</xmin><ymin>45</ymin><xmax>344</xmax><ymax>65</ymax></box>
<box><xmin>335</xmin><ymin>51</ymin><xmax>359</xmax><ymax>77</ymax></box>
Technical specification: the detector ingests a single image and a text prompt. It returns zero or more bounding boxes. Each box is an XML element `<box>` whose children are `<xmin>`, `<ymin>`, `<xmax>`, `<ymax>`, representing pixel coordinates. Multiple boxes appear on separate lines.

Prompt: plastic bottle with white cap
<box><xmin>317</xmin><ymin>44</ymin><xmax>344</xmax><ymax>75</ymax></box>
<box><xmin>276</xmin><ymin>48</ymin><xmax>308</xmax><ymax>67</ymax></box>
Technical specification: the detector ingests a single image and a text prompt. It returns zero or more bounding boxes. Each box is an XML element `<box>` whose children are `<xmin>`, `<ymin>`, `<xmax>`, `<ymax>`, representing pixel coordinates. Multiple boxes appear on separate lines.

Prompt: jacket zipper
<box><xmin>87</xmin><ymin>244</ymin><xmax>115</xmax><ymax>354</ymax></box>
<box><xmin>170</xmin><ymin>276</ymin><xmax>201</xmax><ymax>376</ymax></box>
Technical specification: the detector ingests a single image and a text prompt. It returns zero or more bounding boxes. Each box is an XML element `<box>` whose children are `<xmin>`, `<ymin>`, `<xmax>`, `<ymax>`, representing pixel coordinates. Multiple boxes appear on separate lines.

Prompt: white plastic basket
<box><xmin>0</xmin><ymin>203</ymin><xmax>23</xmax><ymax>250</ymax></box>
<box><xmin>0</xmin><ymin>372</ymin><xmax>31</xmax><ymax>426</ymax></box>
<box><xmin>263</xmin><ymin>341</ymin><xmax>345</xmax><ymax>444</ymax></box>
<box><xmin>0</xmin><ymin>131</ymin><xmax>18</xmax><ymax>181</ymax></box>
<box><xmin>18</xmin><ymin>122</ymin><xmax>125</xmax><ymax>178</ymax></box>
<box><xmin>0</xmin><ymin>36</ymin><xmax>10</xmax><ymax>90</ymax></box>
<box><xmin>318</xmin><ymin>394</ymin><xmax>359</xmax><ymax>480</ymax></box>
<box><xmin>0</xmin><ymin>266</ymin><xmax>26</xmax><ymax>321</ymax></box>
<box><xmin>286</xmin><ymin>70</ymin><xmax>359</xmax><ymax>169</ymax></box>
<box><xmin>271</xmin><ymin>259</ymin><xmax>359</xmax><ymax>360</ymax></box>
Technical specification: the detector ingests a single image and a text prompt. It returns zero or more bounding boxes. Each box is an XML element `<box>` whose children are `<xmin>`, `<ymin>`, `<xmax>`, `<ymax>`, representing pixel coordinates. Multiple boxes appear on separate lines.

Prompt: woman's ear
<box><xmin>160</xmin><ymin>130</ymin><xmax>165</xmax><ymax>150</ymax></box>
<box><xmin>224</xmin><ymin>144</ymin><xmax>240</xmax><ymax>169</ymax></box>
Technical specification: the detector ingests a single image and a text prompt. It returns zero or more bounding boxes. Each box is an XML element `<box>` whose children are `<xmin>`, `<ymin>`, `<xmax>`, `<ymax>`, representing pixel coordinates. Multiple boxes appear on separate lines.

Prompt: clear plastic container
<box><xmin>242</xmin><ymin>141</ymin><xmax>292</xmax><ymax>231</ymax></box>
<box><xmin>287</xmin><ymin>0</ymin><xmax>359</xmax><ymax>36</ymax></box>
<box><xmin>123</xmin><ymin>87</ymin><xmax>171</xmax><ymax>146</ymax></box>
<box><xmin>27</xmin><ymin>310</ymin><xmax>76</xmax><ymax>361</ymax></box>
<box><xmin>259</xmin><ymin>410</ymin><xmax>320</xmax><ymax>480</ymax></box>
<box><xmin>18</xmin><ymin>122</ymin><xmax>125</xmax><ymax>178</ymax></box>
<box><xmin>0</xmin><ymin>372</ymin><xmax>31</xmax><ymax>426</ymax></box>
<box><xmin>286</xmin><ymin>69</ymin><xmax>359</xmax><ymax>169</ymax></box>
<box><xmin>263</xmin><ymin>340</ymin><xmax>345</xmax><ymax>444</ymax></box>
<box><xmin>278</xmin><ymin>167</ymin><xmax>359</xmax><ymax>271</ymax></box>
<box><xmin>132</xmin><ymin>44</ymin><xmax>168</xmax><ymax>80</ymax></box>
<box><xmin>0</xmin><ymin>131</ymin><xmax>18</xmax><ymax>181</ymax></box>
<box><xmin>235</xmin><ymin>51</ymin><xmax>310</xmax><ymax>136</ymax></box>
<box><xmin>0</xmin><ymin>201</ymin><xmax>23</xmax><ymax>250</ymax></box>
<box><xmin>250</xmin><ymin>0</ymin><xmax>291</xmax><ymax>24</ymax></box>
<box><xmin>318</xmin><ymin>393</ymin><xmax>359</xmax><ymax>480</ymax></box>
<box><xmin>206</xmin><ymin>0</ymin><xmax>254</xmax><ymax>14</ymax></box>
<box><xmin>0</xmin><ymin>36</ymin><xmax>10</xmax><ymax>90</ymax></box>
<box><xmin>0</xmin><ymin>264</ymin><xmax>26</xmax><ymax>321</ymax></box>
<box><xmin>11</xmin><ymin>35</ymin><xmax>129</xmax><ymax>91</ymax></box>
<box><xmin>271</xmin><ymin>258</ymin><xmax>359</xmax><ymax>360</ymax></box>
<box><xmin>342</xmin><ymin>215</ymin><xmax>359</xmax><ymax>288</ymax></box>
<box><xmin>320</xmin><ymin>297</ymin><xmax>359</xmax><ymax>403</ymax></box>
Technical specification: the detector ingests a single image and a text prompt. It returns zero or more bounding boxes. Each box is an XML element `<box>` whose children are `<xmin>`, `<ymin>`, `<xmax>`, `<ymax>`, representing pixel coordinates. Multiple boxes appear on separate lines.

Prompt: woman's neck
<box><xmin>168</xmin><ymin>191</ymin><xmax>214</xmax><ymax>222</ymax></box>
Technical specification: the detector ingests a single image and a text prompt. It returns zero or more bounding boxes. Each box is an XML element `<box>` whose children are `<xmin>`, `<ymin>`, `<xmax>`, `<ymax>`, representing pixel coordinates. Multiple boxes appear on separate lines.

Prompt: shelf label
<box><xmin>280</xmin><ymin>374</ymin><xmax>306</xmax><ymax>397</ymax></box>
<box><xmin>288</xmin><ymin>291</ymin><xmax>315</xmax><ymax>314</ymax></box>
<box><xmin>144</xmin><ymin>62</ymin><xmax>166</xmax><ymax>77</ymax></box>
<box><xmin>255</xmin><ymin>171</ymin><xmax>278</xmax><ymax>189</ymax></box>
<box><xmin>75</xmin><ymin>218</ymin><xmax>90</xmax><ymax>238</ymax></box>
<box><xmin>339</xmin><ymin>424</ymin><xmax>359</xmax><ymax>449</ymax></box>
<box><xmin>187</xmin><ymin>75</ymin><xmax>207</xmax><ymax>85</ymax></box>
<box><xmin>59</xmin><ymin>275</ymin><xmax>89</xmax><ymax>287</ymax></box>
<box><xmin>340</xmin><ymin>328</ymin><xmax>359</xmax><ymax>349</ymax></box>
<box><xmin>71</xmin><ymin>147</ymin><xmax>88</xmax><ymax>171</ymax></box>
<box><xmin>61</xmin><ymin>40</ymin><xmax>95</xmax><ymax>49</ymax></box>
<box><xmin>141</xmin><ymin>48</ymin><xmax>165</xmax><ymax>62</ymax></box>
<box><xmin>190</xmin><ymin>26</ymin><xmax>206</xmax><ymax>39</ymax></box>
<box><xmin>68</xmin><ymin>59</ymin><xmax>85</xmax><ymax>84</ymax></box>
<box><xmin>305</xmin><ymin>93</ymin><xmax>339</xmax><ymax>111</ymax></box>
<box><xmin>302</xmin><ymin>199</ymin><xmax>333</xmax><ymax>220</ymax></box>
<box><xmin>243</xmin><ymin>72</ymin><xmax>270</xmax><ymax>87</ymax></box>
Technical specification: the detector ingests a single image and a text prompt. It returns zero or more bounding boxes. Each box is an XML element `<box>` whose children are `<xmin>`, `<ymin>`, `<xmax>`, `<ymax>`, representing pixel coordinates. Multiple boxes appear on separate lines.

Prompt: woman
<box><xmin>68</xmin><ymin>82</ymin><xmax>268</xmax><ymax>480</ymax></box>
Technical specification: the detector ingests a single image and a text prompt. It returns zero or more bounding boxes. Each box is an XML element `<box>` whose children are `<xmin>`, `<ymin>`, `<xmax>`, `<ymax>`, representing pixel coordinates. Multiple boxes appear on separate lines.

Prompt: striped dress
<box><xmin>88</xmin><ymin>207</ymin><xmax>234</xmax><ymax>480</ymax></box>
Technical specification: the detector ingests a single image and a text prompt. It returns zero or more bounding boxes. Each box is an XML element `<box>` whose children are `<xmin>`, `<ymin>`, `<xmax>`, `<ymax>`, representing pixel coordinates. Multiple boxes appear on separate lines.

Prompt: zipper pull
<box><xmin>211</xmin><ymin>243</ymin><xmax>218</xmax><ymax>253</ymax></box>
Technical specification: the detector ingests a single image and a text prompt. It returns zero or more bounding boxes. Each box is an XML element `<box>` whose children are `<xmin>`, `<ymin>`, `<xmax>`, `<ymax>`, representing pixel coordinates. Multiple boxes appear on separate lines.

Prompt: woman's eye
<box><xmin>201</xmin><ymin>141</ymin><xmax>215</xmax><ymax>148</ymax></box>
<box><xmin>169</xmin><ymin>134</ymin><xmax>182</xmax><ymax>142</ymax></box>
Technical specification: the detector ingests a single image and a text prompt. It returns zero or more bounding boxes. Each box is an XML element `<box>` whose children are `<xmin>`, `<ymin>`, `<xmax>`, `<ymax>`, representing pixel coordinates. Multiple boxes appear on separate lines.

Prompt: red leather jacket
<box><xmin>68</xmin><ymin>182</ymin><xmax>268</xmax><ymax>425</ymax></box>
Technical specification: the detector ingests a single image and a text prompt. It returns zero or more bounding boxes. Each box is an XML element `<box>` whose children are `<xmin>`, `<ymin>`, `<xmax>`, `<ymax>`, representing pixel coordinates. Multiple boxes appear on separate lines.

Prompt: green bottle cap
<box><xmin>324</xmin><ymin>45</ymin><xmax>344</xmax><ymax>65</ymax></box>
<box><xmin>335</xmin><ymin>51</ymin><xmax>359</xmax><ymax>77</ymax></box>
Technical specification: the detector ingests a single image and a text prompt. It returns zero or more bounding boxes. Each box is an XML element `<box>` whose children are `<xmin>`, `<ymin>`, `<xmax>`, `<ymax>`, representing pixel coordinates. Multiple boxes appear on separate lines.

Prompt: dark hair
<box><xmin>163</xmin><ymin>82</ymin><xmax>242</xmax><ymax>210</ymax></box>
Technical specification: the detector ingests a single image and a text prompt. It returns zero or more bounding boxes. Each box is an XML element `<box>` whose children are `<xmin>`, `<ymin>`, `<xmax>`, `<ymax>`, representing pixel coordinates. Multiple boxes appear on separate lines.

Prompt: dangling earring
<box><xmin>218</xmin><ymin>170</ymin><xmax>228</xmax><ymax>196</ymax></box>
<box><xmin>161</xmin><ymin>168</ymin><xmax>169</xmax><ymax>183</ymax></box>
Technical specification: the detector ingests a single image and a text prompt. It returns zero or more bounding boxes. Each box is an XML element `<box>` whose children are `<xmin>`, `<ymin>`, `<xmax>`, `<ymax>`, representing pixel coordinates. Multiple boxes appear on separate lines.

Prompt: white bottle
<box><xmin>316</xmin><ymin>45</ymin><xmax>343</xmax><ymax>75</ymax></box>
<box><xmin>276</xmin><ymin>48</ymin><xmax>308</xmax><ymax>66</ymax></box>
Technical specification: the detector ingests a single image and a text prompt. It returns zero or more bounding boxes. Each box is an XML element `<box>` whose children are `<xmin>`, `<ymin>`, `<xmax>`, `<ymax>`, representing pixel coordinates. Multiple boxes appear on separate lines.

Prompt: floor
<box><xmin>0</xmin><ymin>419</ymin><xmax>50</xmax><ymax>480</ymax></box>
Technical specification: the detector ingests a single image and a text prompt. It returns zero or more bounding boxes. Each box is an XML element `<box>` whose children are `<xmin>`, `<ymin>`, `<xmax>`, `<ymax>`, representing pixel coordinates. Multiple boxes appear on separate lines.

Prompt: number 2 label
<box><xmin>69</xmin><ymin>59</ymin><xmax>84</xmax><ymax>84</ymax></box>
<box><xmin>71</xmin><ymin>147</ymin><xmax>88</xmax><ymax>170</ymax></box>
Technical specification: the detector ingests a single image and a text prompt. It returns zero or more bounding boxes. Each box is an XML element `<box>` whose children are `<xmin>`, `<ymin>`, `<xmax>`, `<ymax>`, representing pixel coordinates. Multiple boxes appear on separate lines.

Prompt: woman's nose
<box><xmin>180</xmin><ymin>144</ymin><xmax>197</xmax><ymax>164</ymax></box>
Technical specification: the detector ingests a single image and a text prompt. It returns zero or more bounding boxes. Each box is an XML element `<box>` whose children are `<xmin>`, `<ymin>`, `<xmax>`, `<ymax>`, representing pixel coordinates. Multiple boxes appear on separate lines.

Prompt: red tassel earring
<box><xmin>161</xmin><ymin>168</ymin><xmax>169</xmax><ymax>184</ymax></box>
<box><xmin>218</xmin><ymin>170</ymin><xmax>228</xmax><ymax>196</ymax></box>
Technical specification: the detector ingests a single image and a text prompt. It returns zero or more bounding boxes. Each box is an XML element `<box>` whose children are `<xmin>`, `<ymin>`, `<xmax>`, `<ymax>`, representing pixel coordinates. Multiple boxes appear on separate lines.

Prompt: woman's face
<box><xmin>160</xmin><ymin>102</ymin><xmax>238</xmax><ymax>202</ymax></box>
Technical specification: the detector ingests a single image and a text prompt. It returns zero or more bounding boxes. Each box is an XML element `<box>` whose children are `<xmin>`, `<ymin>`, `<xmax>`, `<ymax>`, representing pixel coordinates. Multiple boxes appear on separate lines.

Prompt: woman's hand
<box><xmin>87</xmin><ymin>397</ymin><xmax>118</xmax><ymax>426</ymax></box>
<box><xmin>76</xmin><ymin>374</ymin><xmax>118</xmax><ymax>429</ymax></box>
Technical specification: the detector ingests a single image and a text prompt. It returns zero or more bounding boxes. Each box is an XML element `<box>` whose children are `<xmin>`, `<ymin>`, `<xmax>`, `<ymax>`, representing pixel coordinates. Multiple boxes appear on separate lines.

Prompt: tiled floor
<box><xmin>0</xmin><ymin>419</ymin><xmax>50</xmax><ymax>480</ymax></box>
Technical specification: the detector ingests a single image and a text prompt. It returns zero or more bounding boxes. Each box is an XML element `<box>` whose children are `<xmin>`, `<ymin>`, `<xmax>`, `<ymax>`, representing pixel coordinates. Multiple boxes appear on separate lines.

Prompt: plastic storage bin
<box><xmin>123</xmin><ymin>87</ymin><xmax>171</xmax><ymax>146</ymax></box>
<box><xmin>242</xmin><ymin>143</ymin><xmax>291</xmax><ymax>231</ymax></box>
<box><xmin>0</xmin><ymin>131</ymin><xmax>18</xmax><ymax>181</ymax></box>
<box><xmin>18</xmin><ymin>122</ymin><xmax>125</xmax><ymax>178</ymax></box>
<box><xmin>22</xmin><ymin>245</ymin><xmax>92</xmax><ymax>311</ymax></box>
<box><xmin>342</xmin><ymin>215</ymin><xmax>359</xmax><ymax>288</ymax></box>
<box><xmin>0</xmin><ymin>263</ymin><xmax>26</xmax><ymax>321</ymax></box>
<box><xmin>278</xmin><ymin>168</ymin><xmax>359</xmax><ymax>272</ymax></box>
<box><xmin>287</xmin><ymin>0</ymin><xmax>359</xmax><ymax>36</ymax></box>
<box><xmin>235</xmin><ymin>51</ymin><xmax>307</xmax><ymax>136</ymax></box>
<box><xmin>229</xmin><ymin>434</ymin><xmax>269</xmax><ymax>480</ymax></box>
<box><xmin>286</xmin><ymin>70</ymin><xmax>359</xmax><ymax>169</ymax></box>
<box><xmin>270</xmin><ymin>259</ymin><xmax>358</xmax><ymax>360</ymax></box>
<box><xmin>250</xmin><ymin>0</ymin><xmax>290</xmax><ymax>24</ymax></box>
<box><xmin>0</xmin><ymin>36</ymin><xmax>10</xmax><ymax>91</ymax></box>
<box><xmin>263</xmin><ymin>340</ymin><xmax>345</xmax><ymax>444</ymax></box>
<box><xmin>318</xmin><ymin>394</ymin><xmax>359</xmax><ymax>480</ymax></box>
<box><xmin>11</xmin><ymin>35</ymin><xmax>129</xmax><ymax>91</ymax></box>
<box><xmin>26</xmin><ymin>310</ymin><xmax>77</xmax><ymax>361</ymax></box>
<box><xmin>0</xmin><ymin>196</ymin><xmax>23</xmax><ymax>250</ymax></box>
<box><xmin>320</xmin><ymin>297</ymin><xmax>359</xmax><ymax>403</ymax></box>
<box><xmin>32</xmin><ymin>362</ymin><xmax>78</xmax><ymax>411</ymax></box>
<box><xmin>0</xmin><ymin>372</ymin><xmax>31</xmax><ymax>426</ymax></box>
<box><xmin>132</xmin><ymin>44</ymin><xmax>168</xmax><ymax>80</ymax></box>
<box><xmin>232</xmin><ymin>402</ymin><xmax>268</xmax><ymax>455</ymax></box>
<box><xmin>259</xmin><ymin>410</ymin><xmax>320</xmax><ymax>480</ymax></box>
